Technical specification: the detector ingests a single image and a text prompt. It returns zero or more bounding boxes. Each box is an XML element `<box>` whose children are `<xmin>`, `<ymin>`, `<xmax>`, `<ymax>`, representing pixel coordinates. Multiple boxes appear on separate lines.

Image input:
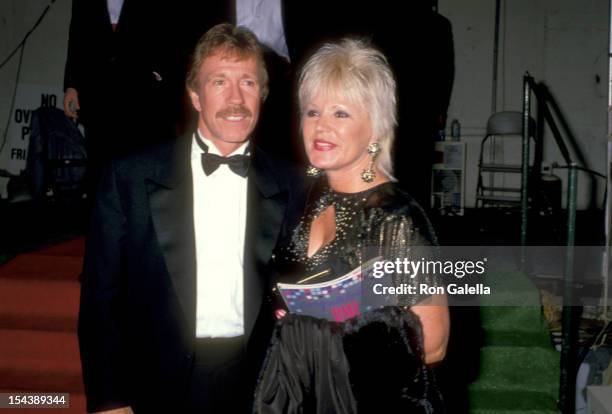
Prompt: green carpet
<box><xmin>467</xmin><ymin>271</ymin><xmax>560</xmax><ymax>413</ymax></box>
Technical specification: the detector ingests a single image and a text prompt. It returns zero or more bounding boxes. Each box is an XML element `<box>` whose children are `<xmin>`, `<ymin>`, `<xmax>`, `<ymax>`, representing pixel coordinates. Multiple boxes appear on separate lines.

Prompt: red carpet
<box><xmin>0</xmin><ymin>238</ymin><xmax>86</xmax><ymax>413</ymax></box>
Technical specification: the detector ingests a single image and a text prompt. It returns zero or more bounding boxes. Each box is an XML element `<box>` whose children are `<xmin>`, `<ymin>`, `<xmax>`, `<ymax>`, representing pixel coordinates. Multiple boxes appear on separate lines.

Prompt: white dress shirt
<box><xmin>191</xmin><ymin>132</ymin><xmax>249</xmax><ymax>338</ymax></box>
<box><xmin>106</xmin><ymin>0</ymin><xmax>124</xmax><ymax>25</ymax></box>
<box><xmin>236</xmin><ymin>0</ymin><xmax>290</xmax><ymax>61</ymax></box>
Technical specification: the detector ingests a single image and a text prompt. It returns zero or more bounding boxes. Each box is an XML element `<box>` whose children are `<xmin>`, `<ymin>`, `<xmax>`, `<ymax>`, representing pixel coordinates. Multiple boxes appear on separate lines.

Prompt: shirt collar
<box><xmin>193</xmin><ymin>130</ymin><xmax>250</xmax><ymax>157</ymax></box>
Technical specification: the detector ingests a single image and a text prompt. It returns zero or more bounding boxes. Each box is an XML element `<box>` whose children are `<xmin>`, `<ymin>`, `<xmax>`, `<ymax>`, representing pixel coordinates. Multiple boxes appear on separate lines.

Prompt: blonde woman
<box><xmin>255</xmin><ymin>39</ymin><xmax>449</xmax><ymax>413</ymax></box>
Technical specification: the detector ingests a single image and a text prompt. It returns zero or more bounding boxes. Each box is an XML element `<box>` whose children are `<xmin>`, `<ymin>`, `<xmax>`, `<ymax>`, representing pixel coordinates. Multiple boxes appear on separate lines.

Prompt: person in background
<box><xmin>63</xmin><ymin>0</ymin><xmax>187</xmax><ymax>197</ymax></box>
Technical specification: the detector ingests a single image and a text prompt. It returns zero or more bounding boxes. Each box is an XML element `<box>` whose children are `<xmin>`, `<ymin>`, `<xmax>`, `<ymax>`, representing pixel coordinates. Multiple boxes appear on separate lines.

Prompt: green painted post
<box><xmin>520</xmin><ymin>73</ymin><xmax>532</xmax><ymax>268</ymax></box>
<box><xmin>559</xmin><ymin>164</ymin><xmax>578</xmax><ymax>413</ymax></box>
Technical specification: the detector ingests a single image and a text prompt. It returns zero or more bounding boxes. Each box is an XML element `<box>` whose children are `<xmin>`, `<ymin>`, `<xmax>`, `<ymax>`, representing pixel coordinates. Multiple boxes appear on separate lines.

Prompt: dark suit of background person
<box><xmin>282</xmin><ymin>0</ymin><xmax>455</xmax><ymax>209</ymax></box>
<box><xmin>63</xmin><ymin>0</ymin><xmax>187</xmax><ymax>193</ymax></box>
<box><xmin>78</xmin><ymin>25</ymin><xmax>303</xmax><ymax>413</ymax></box>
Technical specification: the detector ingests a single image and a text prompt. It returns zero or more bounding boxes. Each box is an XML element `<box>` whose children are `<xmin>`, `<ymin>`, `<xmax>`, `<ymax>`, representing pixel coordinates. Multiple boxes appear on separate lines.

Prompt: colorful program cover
<box><xmin>276</xmin><ymin>257</ymin><xmax>388</xmax><ymax>322</ymax></box>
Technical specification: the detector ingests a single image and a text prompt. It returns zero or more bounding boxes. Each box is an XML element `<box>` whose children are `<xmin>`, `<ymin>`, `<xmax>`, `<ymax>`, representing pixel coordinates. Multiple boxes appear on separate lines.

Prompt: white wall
<box><xmin>440</xmin><ymin>0</ymin><xmax>609</xmax><ymax>209</ymax></box>
<box><xmin>0</xmin><ymin>0</ymin><xmax>70</xmax><ymax>104</ymax></box>
<box><xmin>0</xmin><ymin>0</ymin><xmax>71</xmax><ymax>179</ymax></box>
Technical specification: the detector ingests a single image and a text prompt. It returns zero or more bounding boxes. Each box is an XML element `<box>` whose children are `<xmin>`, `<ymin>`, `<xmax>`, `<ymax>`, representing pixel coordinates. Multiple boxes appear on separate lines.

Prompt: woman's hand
<box><xmin>410</xmin><ymin>294</ymin><xmax>450</xmax><ymax>365</ymax></box>
<box><xmin>275</xmin><ymin>309</ymin><xmax>287</xmax><ymax>319</ymax></box>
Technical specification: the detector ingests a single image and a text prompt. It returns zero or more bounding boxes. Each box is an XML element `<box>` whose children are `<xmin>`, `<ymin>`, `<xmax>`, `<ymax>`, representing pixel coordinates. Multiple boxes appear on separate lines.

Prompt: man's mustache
<box><xmin>216</xmin><ymin>106</ymin><xmax>252</xmax><ymax>118</ymax></box>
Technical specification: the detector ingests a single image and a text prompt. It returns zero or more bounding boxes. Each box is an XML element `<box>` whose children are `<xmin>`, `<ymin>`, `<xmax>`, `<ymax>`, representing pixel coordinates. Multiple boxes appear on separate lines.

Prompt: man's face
<box><xmin>189</xmin><ymin>52</ymin><xmax>262</xmax><ymax>153</ymax></box>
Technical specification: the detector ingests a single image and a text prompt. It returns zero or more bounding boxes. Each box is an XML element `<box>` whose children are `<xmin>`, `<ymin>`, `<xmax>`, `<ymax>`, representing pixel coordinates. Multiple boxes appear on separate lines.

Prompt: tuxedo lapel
<box><xmin>95</xmin><ymin>0</ymin><xmax>114</xmax><ymax>32</ymax></box>
<box><xmin>115</xmin><ymin>0</ymin><xmax>131</xmax><ymax>29</ymax></box>
<box><xmin>146</xmin><ymin>137</ymin><xmax>196</xmax><ymax>327</ymax></box>
<box><xmin>243</xmin><ymin>148</ymin><xmax>288</xmax><ymax>338</ymax></box>
<box><xmin>146</xmin><ymin>137</ymin><xmax>287</xmax><ymax>339</ymax></box>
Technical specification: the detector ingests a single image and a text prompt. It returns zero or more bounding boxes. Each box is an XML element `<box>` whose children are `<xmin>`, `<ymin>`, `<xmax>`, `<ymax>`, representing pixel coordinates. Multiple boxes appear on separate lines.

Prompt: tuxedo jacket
<box><xmin>78</xmin><ymin>135</ymin><xmax>303</xmax><ymax>412</ymax></box>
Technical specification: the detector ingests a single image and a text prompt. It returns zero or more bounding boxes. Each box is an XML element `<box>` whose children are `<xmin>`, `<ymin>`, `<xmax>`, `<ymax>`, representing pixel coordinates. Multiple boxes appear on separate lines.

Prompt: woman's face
<box><xmin>302</xmin><ymin>93</ymin><xmax>374</xmax><ymax>177</ymax></box>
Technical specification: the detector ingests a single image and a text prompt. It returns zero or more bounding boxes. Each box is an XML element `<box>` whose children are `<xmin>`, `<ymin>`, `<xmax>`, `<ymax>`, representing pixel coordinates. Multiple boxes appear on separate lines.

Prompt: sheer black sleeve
<box><xmin>361</xmin><ymin>192</ymin><xmax>442</xmax><ymax>307</ymax></box>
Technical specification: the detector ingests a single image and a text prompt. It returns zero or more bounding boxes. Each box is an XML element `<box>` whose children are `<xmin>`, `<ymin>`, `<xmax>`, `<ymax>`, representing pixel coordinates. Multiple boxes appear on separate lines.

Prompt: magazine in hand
<box><xmin>276</xmin><ymin>257</ymin><xmax>392</xmax><ymax>322</ymax></box>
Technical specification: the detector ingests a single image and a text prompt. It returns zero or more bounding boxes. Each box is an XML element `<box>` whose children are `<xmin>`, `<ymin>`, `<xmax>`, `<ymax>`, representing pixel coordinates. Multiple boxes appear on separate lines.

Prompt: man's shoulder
<box><xmin>112</xmin><ymin>136</ymin><xmax>189</xmax><ymax>182</ymax></box>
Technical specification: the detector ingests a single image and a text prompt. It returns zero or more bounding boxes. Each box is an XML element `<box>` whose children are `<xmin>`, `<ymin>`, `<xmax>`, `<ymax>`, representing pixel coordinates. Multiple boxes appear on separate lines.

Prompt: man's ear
<box><xmin>188</xmin><ymin>88</ymin><xmax>201</xmax><ymax>112</ymax></box>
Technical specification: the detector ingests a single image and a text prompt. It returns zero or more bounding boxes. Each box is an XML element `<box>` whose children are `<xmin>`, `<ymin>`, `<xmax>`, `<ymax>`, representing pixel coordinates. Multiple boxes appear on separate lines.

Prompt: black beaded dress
<box><xmin>254</xmin><ymin>179</ymin><xmax>444</xmax><ymax>414</ymax></box>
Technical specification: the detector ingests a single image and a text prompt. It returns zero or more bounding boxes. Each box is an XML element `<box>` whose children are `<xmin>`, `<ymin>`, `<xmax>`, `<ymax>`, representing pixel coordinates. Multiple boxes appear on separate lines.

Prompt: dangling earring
<box><xmin>306</xmin><ymin>165</ymin><xmax>322</xmax><ymax>177</ymax></box>
<box><xmin>361</xmin><ymin>142</ymin><xmax>381</xmax><ymax>183</ymax></box>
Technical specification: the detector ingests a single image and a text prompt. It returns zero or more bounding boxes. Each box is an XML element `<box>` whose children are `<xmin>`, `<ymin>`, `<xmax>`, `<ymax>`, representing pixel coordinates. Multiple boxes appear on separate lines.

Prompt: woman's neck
<box><xmin>326</xmin><ymin>167</ymin><xmax>389</xmax><ymax>193</ymax></box>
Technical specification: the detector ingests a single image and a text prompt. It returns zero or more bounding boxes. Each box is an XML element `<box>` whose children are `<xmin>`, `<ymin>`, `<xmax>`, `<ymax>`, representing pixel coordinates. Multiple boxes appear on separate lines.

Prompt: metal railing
<box><xmin>521</xmin><ymin>72</ymin><xmax>578</xmax><ymax>413</ymax></box>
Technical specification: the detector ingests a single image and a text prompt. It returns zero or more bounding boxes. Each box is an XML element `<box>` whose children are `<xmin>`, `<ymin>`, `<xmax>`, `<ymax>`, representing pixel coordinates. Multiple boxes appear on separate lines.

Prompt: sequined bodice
<box><xmin>290</xmin><ymin>183</ymin><xmax>387</xmax><ymax>272</ymax></box>
<box><xmin>275</xmin><ymin>179</ymin><xmax>440</xmax><ymax>306</ymax></box>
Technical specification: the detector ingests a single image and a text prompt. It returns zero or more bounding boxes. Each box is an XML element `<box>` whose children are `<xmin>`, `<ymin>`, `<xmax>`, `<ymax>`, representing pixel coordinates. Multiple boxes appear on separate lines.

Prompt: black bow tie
<box><xmin>201</xmin><ymin>152</ymin><xmax>250</xmax><ymax>177</ymax></box>
<box><xmin>195</xmin><ymin>132</ymin><xmax>250</xmax><ymax>177</ymax></box>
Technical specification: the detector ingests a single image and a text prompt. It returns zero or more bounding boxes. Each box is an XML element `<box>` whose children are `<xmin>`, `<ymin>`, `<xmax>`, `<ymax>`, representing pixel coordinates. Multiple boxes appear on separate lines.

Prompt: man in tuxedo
<box><xmin>79</xmin><ymin>24</ymin><xmax>300</xmax><ymax>413</ymax></box>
